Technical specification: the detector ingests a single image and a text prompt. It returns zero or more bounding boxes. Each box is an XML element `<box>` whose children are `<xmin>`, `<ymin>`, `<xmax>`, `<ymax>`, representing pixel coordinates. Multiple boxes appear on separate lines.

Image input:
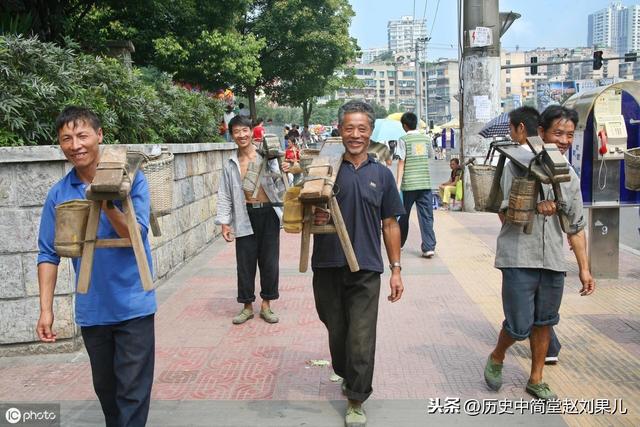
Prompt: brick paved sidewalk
<box><xmin>0</xmin><ymin>210</ymin><xmax>638</xmax><ymax>426</ymax></box>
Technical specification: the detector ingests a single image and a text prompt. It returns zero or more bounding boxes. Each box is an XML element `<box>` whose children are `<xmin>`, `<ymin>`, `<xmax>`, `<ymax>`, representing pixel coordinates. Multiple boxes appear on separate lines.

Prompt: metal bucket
<box><xmin>624</xmin><ymin>147</ymin><xmax>640</xmax><ymax>191</ymax></box>
<box><xmin>469</xmin><ymin>164</ymin><xmax>496</xmax><ymax>211</ymax></box>
<box><xmin>54</xmin><ymin>199</ymin><xmax>92</xmax><ymax>258</ymax></box>
<box><xmin>505</xmin><ymin>177</ymin><xmax>537</xmax><ymax>225</ymax></box>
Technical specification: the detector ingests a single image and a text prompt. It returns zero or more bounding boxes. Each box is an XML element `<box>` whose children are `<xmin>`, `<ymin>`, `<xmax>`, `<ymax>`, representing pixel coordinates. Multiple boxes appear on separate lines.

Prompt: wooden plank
<box><xmin>123</xmin><ymin>196</ymin><xmax>155</xmax><ymax>291</ymax></box>
<box><xmin>299</xmin><ymin>205</ymin><xmax>313</xmax><ymax>273</ymax></box>
<box><xmin>329</xmin><ymin>196</ymin><xmax>359</xmax><ymax>272</ymax></box>
<box><xmin>92</xmin><ymin>146</ymin><xmax>127</xmax><ymax>192</ymax></box>
<box><xmin>77</xmin><ymin>201</ymin><xmax>101</xmax><ymax>294</ymax></box>
<box><xmin>299</xmin><ymin>142</ymin><xmax>344</xmax><ymax>203</ymax></box>
<box><xmin>95</xmin><ymin>238</ymin><xmax>132</xmax><ymax>248</ymax></box>
<box><xmin>309</xmin><ymin>224</ymin><xmax>336</xmax><ymax>234</ymax></box>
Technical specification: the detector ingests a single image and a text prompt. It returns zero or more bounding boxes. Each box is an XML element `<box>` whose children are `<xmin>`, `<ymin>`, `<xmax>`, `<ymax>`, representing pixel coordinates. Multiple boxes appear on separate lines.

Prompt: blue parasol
<box><xmin>370</xmin><ymin>119</ymin><xmax>406</xmax><ymax>142</ymax></box>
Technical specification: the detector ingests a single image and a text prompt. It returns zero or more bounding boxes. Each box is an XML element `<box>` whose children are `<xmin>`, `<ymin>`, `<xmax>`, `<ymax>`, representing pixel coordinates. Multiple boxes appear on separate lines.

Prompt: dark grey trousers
<box><xmin>235</xmin><ymin>207</ymin><xmax>280</xmax><ymax>304</ymax></box>
<box><xmin>312</xmin><ymin>267</ymin><xmax>381</xmax><ymax>402</ymax></box>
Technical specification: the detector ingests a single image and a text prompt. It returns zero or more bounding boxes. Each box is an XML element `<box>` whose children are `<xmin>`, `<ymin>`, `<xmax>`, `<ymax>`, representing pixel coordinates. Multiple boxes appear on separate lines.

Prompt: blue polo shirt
<box><xmin>37</xmin><ymin>168</ymin><xmax>156</xmax><ymax>327</ymax></box>
<box><xmin>312</xmin><ymin>155</ymin><xmax>405</xmax><ymax>273</ymax></box>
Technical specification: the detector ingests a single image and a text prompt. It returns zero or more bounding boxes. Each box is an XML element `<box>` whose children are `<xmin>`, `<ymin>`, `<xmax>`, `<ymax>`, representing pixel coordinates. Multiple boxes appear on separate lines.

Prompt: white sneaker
<box><xmin>422</xmin><ymin>250</ymin><xmax>435</xmax><ymax>258</ymax></box>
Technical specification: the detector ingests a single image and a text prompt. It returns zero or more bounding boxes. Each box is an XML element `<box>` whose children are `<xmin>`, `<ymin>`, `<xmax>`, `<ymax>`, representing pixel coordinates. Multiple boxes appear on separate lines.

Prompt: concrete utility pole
<box><xmin>461</xmin><ymin>0</ymin><xmax>503</xmax><ymax>211</ymax></box>
<box><xmin>415</xmin><ymin>37</ymin><xmax>430</xmax><ymax>124</ymax></box>
<box><xmin>415</xmin><ymin>42</ymin><xmax>422</xmax><ymax>123</ymax></box>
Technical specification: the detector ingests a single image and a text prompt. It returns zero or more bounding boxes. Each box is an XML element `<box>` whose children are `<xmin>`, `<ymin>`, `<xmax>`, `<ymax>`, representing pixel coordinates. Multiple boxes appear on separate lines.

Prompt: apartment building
<box><xmin>388</xmin><ymin>16</ymin><xmax>428</xmax><ymax>60</ymax></box>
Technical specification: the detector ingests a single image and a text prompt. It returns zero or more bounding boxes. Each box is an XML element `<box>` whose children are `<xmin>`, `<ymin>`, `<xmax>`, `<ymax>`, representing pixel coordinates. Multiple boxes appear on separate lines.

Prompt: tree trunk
<box><xmin>247</xmin><ymin>86</ymin><xmax>257</xmax><ymax>122</ymax></box>
<box><xmin>302</xmin><ymin>99</ymin><xmax>314</xmax><ymax>127</ymax></box>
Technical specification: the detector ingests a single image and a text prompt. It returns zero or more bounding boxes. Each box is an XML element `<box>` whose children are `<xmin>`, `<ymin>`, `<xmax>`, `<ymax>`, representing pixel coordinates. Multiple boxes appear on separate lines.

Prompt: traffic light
<box><xmin>593</xmin><ymin>50</ymin><xmax>604</xmax><ymax>70</ymax></box>
<box><xmin>625</xmin><ymin>52</ymin><xmax>637</xmax><ymax>62</ymax></box>
<box><xmin>530</xmin><ymin>56</ymin><xmax>538</xmax><ymax>75</ymax></box>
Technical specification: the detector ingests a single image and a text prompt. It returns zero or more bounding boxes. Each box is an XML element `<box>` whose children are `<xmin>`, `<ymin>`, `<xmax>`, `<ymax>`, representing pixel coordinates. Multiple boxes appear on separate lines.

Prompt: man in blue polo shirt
<box><xmin>36</xmin><ymin>107</ymin><xmax>156</xmax><ymax>426</ymax></box>
<box><xmin>311</xmin><ymin>100</ymin><xmax>405</xmax><ymax>427</ymax></box>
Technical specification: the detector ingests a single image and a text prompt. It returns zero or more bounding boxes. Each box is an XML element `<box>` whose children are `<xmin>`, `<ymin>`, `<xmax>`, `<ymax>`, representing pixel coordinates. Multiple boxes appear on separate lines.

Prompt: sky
<box><xmin>349</xmin><ymin>0</ymin><xmax>639</xmax><ymax>60</ymax></box>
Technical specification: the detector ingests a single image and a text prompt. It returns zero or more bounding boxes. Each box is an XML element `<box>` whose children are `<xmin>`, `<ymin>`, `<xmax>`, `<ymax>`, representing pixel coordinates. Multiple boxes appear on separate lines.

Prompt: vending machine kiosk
<box><xmin>564</xmin><ymin>81</ymin><xmax>640</xmax><ymax>278</ymax></box>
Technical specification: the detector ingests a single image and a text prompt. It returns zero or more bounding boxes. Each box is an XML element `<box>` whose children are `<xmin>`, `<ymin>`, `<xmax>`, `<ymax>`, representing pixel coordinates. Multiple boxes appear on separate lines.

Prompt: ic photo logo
<box><xmin>1</xmin><ymin>404</ymin><xmax>59</xmax><ymax>426</ymax></box>
<box><xmin>5</xmin><ymin>408</ymin><xmax>20</xmax><ymax>424</ymax></box>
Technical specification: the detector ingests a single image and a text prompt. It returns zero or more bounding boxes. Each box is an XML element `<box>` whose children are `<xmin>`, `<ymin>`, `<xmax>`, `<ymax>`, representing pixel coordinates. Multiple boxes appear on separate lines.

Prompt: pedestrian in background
<box><xmin>484</xmin><ymin>105</ymin><xmax>595</xmax><ymax>400</ymax></box>
<box><xmin>223</xmin><ymin>105</ymin><xmax>235</xmax><ymax>142</ymax></box>
<box><xmin>396</xmin><ymin>112</ymin><xmax>436</xmax><ymax>258</ymax></box>
<box><xmin>238</xmin><ymin>102</ymin><xmax>250</xmax><ymax>117</ymax></box>
<box><xmin>36</xmin><ymin>106</ymin><xmax>156</xmax><ymax>426</ymax></box>
<box><xmin>252</xmin><ymin>117</ymin><xmax>265</xmax><ymax>142</ymax></box>
<box><xmin>311</xmin><ymin>100</ymin><xmax>405</xmax><ymax>427</ymax></box>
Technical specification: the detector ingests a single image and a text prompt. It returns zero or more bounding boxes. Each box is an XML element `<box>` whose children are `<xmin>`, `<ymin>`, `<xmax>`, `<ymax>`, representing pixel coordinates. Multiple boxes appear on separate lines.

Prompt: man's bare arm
<box><xmin>36</xmin><ymin>263</ymin><xmax>58</xmax><ymax>342</ymax></box>
<box><xmin>567</xmin><ymin>230</ymin><xmax>595</xmax><ymax>296</ymax></box>
<box><xmin>382</xmin><ymin>217</ymin><xmax>403</xmax><ymax>302</ymax></box>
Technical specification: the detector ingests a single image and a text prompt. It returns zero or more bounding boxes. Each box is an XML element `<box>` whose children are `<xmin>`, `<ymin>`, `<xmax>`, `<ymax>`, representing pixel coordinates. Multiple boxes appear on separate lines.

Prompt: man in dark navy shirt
<box><xmin>311</xmin><ymin>100</ymin><xmax>405</xmax><ymax>427</ymax></box>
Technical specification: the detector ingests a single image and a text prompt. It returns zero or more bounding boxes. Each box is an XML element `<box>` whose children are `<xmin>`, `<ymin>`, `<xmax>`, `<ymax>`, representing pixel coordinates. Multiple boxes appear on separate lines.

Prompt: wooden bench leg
<box><xmin>299</xmin><ymin>205</ymin><xmax>313</xmax><ymax>273</ymax></box>
<box><xmin>150</xmin><ymin>212</ymin><xmax>162</xmax><ymax>237</ymax></box>
<box><xmin>329</xmin><ymin>197</ymin><xmax>359</xmax><ymax>272</ymax></box>
<box><xmin>77</xmin><ymin>201</ymin><xmax>101</xmax><ymax>294</ymax></box>
<box><xmin>123</xmin><ymin>196</ymin><xmax>155</xmax><ymax>291</ymax></box>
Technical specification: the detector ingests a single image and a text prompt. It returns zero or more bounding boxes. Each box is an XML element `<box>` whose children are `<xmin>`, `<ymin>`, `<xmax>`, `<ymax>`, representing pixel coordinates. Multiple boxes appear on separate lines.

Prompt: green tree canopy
<box><xmin>243</xmin><ymin>0</ymin><xmax>358</xmax><ymax>123</ymax></box>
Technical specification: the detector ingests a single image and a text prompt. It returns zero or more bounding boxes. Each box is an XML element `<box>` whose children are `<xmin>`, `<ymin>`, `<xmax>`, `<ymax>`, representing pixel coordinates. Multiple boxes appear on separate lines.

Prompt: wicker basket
<box><xmin>469</xmin><ymin>164</ymin><xmax>496</xmax><ymax>211</ymax></box>
<box><xmin>624</xmin><ymin>147</ymin><xmax>640</xmax><ymax>191</ymax></box>
<box><xmin>141</xmin><ymin>151</ymin><xmax>174</xmax><ymax>216</ymax></box>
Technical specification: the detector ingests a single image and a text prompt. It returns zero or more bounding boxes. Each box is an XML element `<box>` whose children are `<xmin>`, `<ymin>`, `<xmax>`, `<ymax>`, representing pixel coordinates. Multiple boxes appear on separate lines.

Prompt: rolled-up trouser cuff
<box><xmin>345</xmin><ymin>386</ymin><xmax>372</xmax><ymax>403</ymax></box>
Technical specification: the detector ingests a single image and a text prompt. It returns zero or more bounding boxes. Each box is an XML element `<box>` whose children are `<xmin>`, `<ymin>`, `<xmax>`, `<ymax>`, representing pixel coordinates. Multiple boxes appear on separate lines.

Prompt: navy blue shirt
<box><xmin>312</xmin><ymin>155</ymin><xmax>405</xmax><ymax>273</ymax></box>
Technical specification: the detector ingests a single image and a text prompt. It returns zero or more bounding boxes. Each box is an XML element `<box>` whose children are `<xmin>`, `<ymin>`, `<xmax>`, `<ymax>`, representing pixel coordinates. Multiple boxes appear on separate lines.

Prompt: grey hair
<box><xmin>338</xmin><ymin>100</ymin><xmax>376</xmax><ymax>130</ymax></box>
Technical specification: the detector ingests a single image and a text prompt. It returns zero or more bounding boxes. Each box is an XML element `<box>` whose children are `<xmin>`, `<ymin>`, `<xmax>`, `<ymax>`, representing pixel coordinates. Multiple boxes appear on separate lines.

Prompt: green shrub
<box><xmin>0</xmin><ymin>35</ymin><xmax>223</xmax><ymax>146</ymax></box>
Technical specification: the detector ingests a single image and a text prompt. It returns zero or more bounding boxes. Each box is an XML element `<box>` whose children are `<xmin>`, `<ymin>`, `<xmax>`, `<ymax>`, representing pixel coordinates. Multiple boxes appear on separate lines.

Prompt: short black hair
<box><xmin>450</xmin><ymin>158</ymin><xmax>460</xmax><ymax>165</ymax></box>
<box><xmin>509</xmin><ymin>106</ymin><xmax>540</xmax><ymax>137</ymax></box>
<box><xmin>539</xmin><ymin>105</ymin><xmax>579</xmax><ymax>131</ymax></box>
<box><xmin>400</xmin><ymin>112</ymin><xmax>418</xmax><ymax>131</ymax></box>
<box><xmin>55</xmin><ymin>106</ymin><xmax>101</xmax><ymax>133</ymax></box>
<box><xmin>238</xmin><ymin>102</ymin><xmax>245</xmax><ymax>109</ymax></box>
<box><xmin>228</xmin><ymin>115</ymin><xmax>252</xmax><ymax>132</ymax></box>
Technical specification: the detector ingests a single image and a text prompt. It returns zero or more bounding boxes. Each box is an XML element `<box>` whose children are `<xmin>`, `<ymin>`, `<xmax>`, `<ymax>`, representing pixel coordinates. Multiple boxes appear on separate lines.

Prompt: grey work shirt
<box><xmin>215</xmin><ymin>151</ymin><xmax>284</xmax><ymax>238</ymax></box>
<box><xmin>494</xmin><ymin>160</ymin><xmax>585</xmax><ymax>272</ymax></box>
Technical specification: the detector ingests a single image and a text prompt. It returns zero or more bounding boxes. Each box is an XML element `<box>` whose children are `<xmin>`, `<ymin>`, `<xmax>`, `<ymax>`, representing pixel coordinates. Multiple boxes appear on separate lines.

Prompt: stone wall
<box><xmin>0</xmin><ymin>143</ymin><xmax>235</xmax><ymax>355</ymax></box>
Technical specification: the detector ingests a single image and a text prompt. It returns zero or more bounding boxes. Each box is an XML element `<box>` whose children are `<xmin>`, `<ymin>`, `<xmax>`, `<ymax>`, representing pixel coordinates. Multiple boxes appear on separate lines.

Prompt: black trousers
<box><xmin>235</xmin><ymin>207</ymin><xmax>280</xmax><ymax>304</ymax></box>
<box><xmin>312</xmin><ymin>267</ymin><xmax>381</xmax><ymax>402</ymax></box>
<box><xmin>81</xmin><ymin>314</ymin><xmax>155</xmax><ymax>427</ymax></box>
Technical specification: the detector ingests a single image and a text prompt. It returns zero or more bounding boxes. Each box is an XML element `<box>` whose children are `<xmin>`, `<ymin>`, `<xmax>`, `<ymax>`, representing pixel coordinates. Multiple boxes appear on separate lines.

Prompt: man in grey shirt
<box><xmin>484</xmin><ymin>106</ymin><xmax>595</xmax><ymax>400</ymax></box>
<box><xmin>215</xmin><ymin>115</ymin><xmax>288</xmax><ymax>325</ymax></box>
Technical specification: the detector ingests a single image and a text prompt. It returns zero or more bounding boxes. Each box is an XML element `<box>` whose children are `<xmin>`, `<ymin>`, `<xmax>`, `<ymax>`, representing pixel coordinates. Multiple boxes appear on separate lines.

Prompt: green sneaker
<box><xmin>526</xmin><ymin>382</ymin><xmax>558</xmax><ymax>400</ymax></box>
<box><xmin>483</xmin><ymin>355</ymin><xmax>503</xmax><ymax>391</ymax></box>
<box><xmin>345</xmin><ymin>403</ymin><xmax>366</xmax><ymax>427</ymax></box>
<box><xmin>259</xmin><ymin>308</ymin><xmax>279</xmax><ymax>323</ymax></box>
<box><xmin>232</xmin><ymin>308</ymin><xmax>254</xmax><ymax>325</ymax></box>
